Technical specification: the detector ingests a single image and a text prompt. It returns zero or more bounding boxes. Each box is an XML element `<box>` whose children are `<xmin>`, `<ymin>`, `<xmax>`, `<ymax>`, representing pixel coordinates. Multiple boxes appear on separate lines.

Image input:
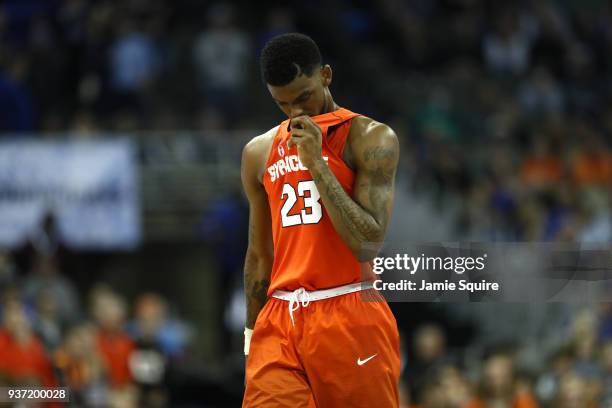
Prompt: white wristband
<box><xmin>244</xmin><ymin>328</ymin><xmax>254</xmax><ymax>356</ymax></box>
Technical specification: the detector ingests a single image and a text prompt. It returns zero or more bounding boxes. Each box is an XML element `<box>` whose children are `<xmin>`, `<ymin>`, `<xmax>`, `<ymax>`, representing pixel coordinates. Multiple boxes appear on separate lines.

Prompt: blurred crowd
<box><xmin>0</xmin><ymin>0</ymin><xmax>261</xmax><ymax>133</ymax></box>
<box><xmin>1</xmin><ymin>0</ymin><xmax>607</xmax><ymax>240</ymax></box>
<box><xmin>0</xmin><ymin>0</ymin><xmax>610</xmax><ymax>407</ymax></box>
<box><xmin>0</xmin><ymin>241</ymin><xmax>199</xmax><ymax>407</ymax></box>
<box><xmin>2</xmin><ymin>241</ymin><xmax>612</xmax><ymax>408</ymax></box>
<box><xmin>400</xmin><ymin>308</ymin><xmax>612</xmax><ymax>408</ymax></box>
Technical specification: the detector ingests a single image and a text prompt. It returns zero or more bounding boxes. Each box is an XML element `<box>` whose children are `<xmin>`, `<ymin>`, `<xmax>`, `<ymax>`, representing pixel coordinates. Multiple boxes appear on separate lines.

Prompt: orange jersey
<box><xmin>263</xmin><ymin>108</ymin><xmax>373</xmax><ymax>294</ymax></box>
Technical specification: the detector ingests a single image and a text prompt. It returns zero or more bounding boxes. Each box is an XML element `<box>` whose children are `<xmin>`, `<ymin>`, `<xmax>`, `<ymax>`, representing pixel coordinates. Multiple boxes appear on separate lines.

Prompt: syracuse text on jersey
<box><xmin>267</xmin><ymin>155</ymin><xmax>328</xmax><ymax>182</ymax></box>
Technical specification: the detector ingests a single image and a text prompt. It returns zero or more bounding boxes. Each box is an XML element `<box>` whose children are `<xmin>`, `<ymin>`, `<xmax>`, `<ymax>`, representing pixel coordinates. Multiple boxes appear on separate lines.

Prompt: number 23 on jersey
<box><xmin>280</xmin><ymin>180</ymin><xmax>322</xmax><ymax>227</ymax></box>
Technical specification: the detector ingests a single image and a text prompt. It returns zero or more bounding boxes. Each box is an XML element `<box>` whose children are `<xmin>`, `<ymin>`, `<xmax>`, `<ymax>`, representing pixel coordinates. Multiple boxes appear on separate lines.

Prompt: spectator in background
<box><xmin>518</xmin><ymin>65</ymin><xmax>565</xmax><ymax>117</ymax></box>
<box><xmin>109</xmin><ymin>17</ymin><xmax>162</xmax><ymax>116</ymax></box>
<box><xmin>127</xmin><ymin>293</ymin><xmax>171</xmax><ymax>407</ymax></box>
<box><xmin>0</xmin><ymin>251</ymin><xmax>16</xmax><ymax>288</ymax></box>
<box><xmin>574</xmin><ymin>188</ymin><xmax>611</xmax><ymax>243</ymax></box>
<box><xmin>54</xmin><ymin>323</ymin><xmax>109</xmax><ymax>407</ymax></box>
<box><xmin>520</xmin><ymin>136</ymin><xmax>562</xmax><ymax>189</ymax></box>
<box><xmin>415</xmin><ymin>87</ymin><xmax>460</xmax><ymax>143</ymax></box>
<box><xmin>130</xmin><ymin>293</ymin><xmax>171</xmax><ymax>408</ymax></box>
<box><xmin>570</xmin><ymin>129</ymin><xmax>611</xmax><ymax>187</ymax></box>
<box><xmin>403</xmin><ymin>323</ymin><xmax>452</xmax><ymax>403</ymax></box>
<box><xmin>552</xmin><ymin>372</ymin><xmax>594</xmax><ymax>408</ymax></box>
<box><xmin>0</xmin><ymin>54</ymin><xmax>36</xmax><ymax>132</ymax></box>
<box><xmin>127</xmin><ymin>292</ymin><xmax>192</xmax><ymax>360</ymax></box>
<box><xmin>535</xmin><ymin>346</ymin><xmax>575</xmax><ymax>405</ymax></box>
<box><xmin>0</xmin><ymin>299</ymin><xmax>57</xmax><ymax>387</ymax></box>
<box><xmin>483</xmin><ymin>7</ymin><xmax>536</xmax><ymax>76</ymax></box>
<box><xmin>192</xmin><ymin>2</ymin><xmax>250</xmax><ymax>123</ymax></box>
<box><xmin>32</xmin><ymin>288</ymin><xmax>64</xmax><ymax>350</ymax></box>
<box><xmin>418</xmin><ymin>365</ymin><xmax>480</xmax><ymax>408</ymax></box>
<box><xmin>475</xmin><ymin>351</ymin><xmax>539</xmax><ymax>408</ymax></box>
<box><xmin>601</xmin><ymin>341</ymin><xmax>612</xmax><ymax>406</ymax></box>
<box><xmin>569</xmin><ymin>310</ymin><xmax>601</xmax><ymax>381</ymax></box>
<box><xmin>600</xmin><ymin>304</ymin><xmax>612</xmax><ymax>342</ymax></box>
<box><xmin>22</xmin><ymin>254</ymin><xmax>80</xmax><ymax>327</ymax></box>
<box><xmin>90</xmin><ymin>285</ymin><xmax>135</xmax><ymax>393</ymax></box>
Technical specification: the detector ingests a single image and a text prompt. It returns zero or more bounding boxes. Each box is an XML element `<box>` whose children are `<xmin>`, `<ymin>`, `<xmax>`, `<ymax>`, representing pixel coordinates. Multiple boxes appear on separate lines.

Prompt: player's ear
<box><xmin>320</xmin><ymin>65</ymin><xmax>332</xmax><ymax>87</ymax></box>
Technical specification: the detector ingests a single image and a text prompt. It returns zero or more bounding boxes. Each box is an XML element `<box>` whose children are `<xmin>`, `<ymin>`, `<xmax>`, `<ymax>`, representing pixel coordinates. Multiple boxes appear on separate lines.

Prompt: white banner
<box><xmin>0</xmin><ymin>139</ymin><xmax>140</xmax><ymax>249</ymax></box>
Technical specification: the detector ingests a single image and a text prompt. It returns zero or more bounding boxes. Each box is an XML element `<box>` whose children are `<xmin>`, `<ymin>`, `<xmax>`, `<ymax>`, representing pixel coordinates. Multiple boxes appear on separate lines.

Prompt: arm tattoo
<box><xmin>364</xmin><ymin>146</ymin><xmax>396</xmax><ymax>231</ymax></box>
<box><xmin>243</xmin><ymin>217</ymin><xmax>271</xmax><ymax>329</ymax></box>
<box><xmin>244</xmin><ymin>247</ymin><xmax>270</xmax><ymax>328</ymax></box>
<box><xmin>364</xmin><ymin>146</ymin><xmax>396</xmax><ymax>163</ymax></box>
<box><xmin>313</xmin><ymin>166</ymin><xmax>380</xmax><ymax>242</ymax></box>
<box><xmin>244</xmin><ymin>269</ymin><xmax>269</xmax><ymax>328</ymax></box>
<box><xmin>311</xmin><ymin>144</ymin><xmax>397</xmax><ymax>246</ymax></box>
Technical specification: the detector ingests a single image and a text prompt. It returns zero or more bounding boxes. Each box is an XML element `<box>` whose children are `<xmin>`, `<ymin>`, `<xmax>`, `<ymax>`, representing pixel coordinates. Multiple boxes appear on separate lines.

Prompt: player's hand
<box><xmin>288</xmin><ymin>116</ymin><xmax>323</xmax><ymax>169</ymax></box>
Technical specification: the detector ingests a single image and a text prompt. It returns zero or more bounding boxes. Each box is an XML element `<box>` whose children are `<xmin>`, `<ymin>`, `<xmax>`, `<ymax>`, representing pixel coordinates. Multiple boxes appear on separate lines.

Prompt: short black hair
<box><xmin>260</xmin><ymin>33</ymin><xmax>322</xmax><ymax>86</ymax></box>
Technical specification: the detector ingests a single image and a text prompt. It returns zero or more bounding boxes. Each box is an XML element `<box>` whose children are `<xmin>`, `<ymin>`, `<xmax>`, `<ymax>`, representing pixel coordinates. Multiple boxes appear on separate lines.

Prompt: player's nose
<box><xmin>289</xmin><ymin>106</ymin><xmax>305</xmax><ymax>118</ymax></box>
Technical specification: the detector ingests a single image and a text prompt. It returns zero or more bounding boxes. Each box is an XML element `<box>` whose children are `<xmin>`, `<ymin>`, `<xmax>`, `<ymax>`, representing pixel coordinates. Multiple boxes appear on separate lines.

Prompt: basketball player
<box><xmin>242</xmin><ymin>33</ymin><xmax>400</xmax><ymax>407</ymax></box>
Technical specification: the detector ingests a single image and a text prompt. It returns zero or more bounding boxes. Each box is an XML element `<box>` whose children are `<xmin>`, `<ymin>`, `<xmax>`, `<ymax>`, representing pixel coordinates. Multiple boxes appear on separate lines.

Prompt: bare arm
<box><xmin>306</xmin><ymin>119</ymin><xmax>399</xmax><ymax>259</ymax></box>
<box><xmin>241</xmin><ymin>136</ymin><xmax>274</xmax><ymax>329</ymax></box>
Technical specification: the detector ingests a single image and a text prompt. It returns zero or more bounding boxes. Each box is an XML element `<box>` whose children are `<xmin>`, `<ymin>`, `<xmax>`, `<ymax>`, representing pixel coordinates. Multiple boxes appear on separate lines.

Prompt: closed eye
<box><xmin>295</xmin><ymin>92</ymin><xmax>312</xmax><ymax>103</ymax></box>
<box><xmin>274</xmin><ymin>91</ymin><xmax>312</xmax><ymax>106</ymax></box>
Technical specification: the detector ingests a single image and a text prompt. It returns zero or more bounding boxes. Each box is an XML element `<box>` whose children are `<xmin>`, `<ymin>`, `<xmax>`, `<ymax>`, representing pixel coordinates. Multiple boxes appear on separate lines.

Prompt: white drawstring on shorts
<box><xmin>272</xmin><ymin>282</ymin><xmax>374</xmax><ymax>327</ymax></box>
<box><xmin>288</xmin><ymin>287</ymin><xmax>310</xmax><ymax>326</ymax></box>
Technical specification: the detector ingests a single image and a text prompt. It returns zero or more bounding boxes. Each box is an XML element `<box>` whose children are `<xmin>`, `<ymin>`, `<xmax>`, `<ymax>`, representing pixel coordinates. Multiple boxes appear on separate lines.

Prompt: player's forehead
<box><xmin>267</xmin><ymin>73</ymin><xmax>318</xmax><ymax>103</ymax></box>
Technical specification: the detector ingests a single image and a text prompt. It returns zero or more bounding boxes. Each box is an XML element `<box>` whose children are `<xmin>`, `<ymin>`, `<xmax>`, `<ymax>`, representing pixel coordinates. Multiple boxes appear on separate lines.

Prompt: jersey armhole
<box><xmin>264</xmin><ymin>123</ymin><xmax>283</xmax><ymax>172</ymax></box>
<box><xmin>259</xmin><ymin>125</ymin><xmax>283</xmax><ymax>184</ymax></box>
<box><xmin>338</xmin><ymin>116</ymin><xmax>361</xmax><ymax>170</ymax></box>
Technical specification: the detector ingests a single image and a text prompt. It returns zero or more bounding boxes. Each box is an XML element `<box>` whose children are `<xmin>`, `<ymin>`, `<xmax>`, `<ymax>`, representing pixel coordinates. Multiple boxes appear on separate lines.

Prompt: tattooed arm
<box><xmin>241</xmin><ymin>131</ymin><xmax>275</xmax><ymax>329</ymax></box>
<box><xmin>307</xmin><ymin>117</ymin><xmax>399</xmax><ymax>260</ymax></box>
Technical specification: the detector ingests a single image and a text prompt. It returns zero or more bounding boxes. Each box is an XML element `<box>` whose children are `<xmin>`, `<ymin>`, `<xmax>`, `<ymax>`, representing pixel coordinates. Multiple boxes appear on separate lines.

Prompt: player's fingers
<box><xmin>293</xmin><ymin>115</ymin><xmax>319</xmax><ymax>132</ymax></box>
<box><xmin>291</xmin><ymin>116</ymin><xmax>318</xmax><ymax>132</ymax></box>
<box><xmin>289</xmin><ymin>135</ymin><xmax>304</xmax><ymax>148</ymax></box>
<box><xmin>287</xmin><ymin>133</ymin><xmax>303</xmax><ymax>148</ymax></box>
<box><xmin>291</xmin><ymin>128</ymin><xmax>307</xmax><ymax>138</ymax></box>
<box><xmin>290</xmin><ymin>116</ymin><xmax>307</xmax><ymax>129</ymax></box>
<box><xmin>291</xmin><ymin>116</ymin><xmax>313</xmax><ymax>131</ymax></box>
<box><xmin>289</xmin><ymin>131</ymin><xmax>307</xmax><ymax>147</ymax></box>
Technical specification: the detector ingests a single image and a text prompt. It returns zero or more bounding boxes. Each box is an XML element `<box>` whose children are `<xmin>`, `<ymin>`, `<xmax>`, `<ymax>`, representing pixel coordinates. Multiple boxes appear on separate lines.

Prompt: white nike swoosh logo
<box><xmin>357</xmin><ymin>354</ymin><xmax>378</xmax><ymax>366</ymax></box>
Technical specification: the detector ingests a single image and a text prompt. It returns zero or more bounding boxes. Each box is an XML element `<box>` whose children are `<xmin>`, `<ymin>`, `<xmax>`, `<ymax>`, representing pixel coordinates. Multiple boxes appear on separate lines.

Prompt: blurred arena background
<box><xmin>0</xmin><ymin>0</ymin><xmax>610</xmax><ymax>407</ymax></box>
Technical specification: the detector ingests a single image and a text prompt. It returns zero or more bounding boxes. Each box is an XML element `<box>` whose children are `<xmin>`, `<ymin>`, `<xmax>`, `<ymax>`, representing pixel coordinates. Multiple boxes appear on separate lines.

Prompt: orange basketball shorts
<box><xmin>243</xmin><ymin>288</ymin><xmax>400</xmax><ymax>407</ymax></box>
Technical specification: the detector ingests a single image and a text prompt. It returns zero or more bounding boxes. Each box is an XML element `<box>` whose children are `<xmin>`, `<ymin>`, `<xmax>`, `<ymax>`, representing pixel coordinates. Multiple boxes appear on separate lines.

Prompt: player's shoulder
<box><xmin>242</xmin><ymin>125</ymin><xmax>280</xmax><ymax>161</ymax></box>
<box><xmin>349</xmin><ymin>115</ymin><xmax>399</xmax><ymax>152</ymax></box>
<box><xmin>241</xmin><ymin>125</ymin><xmax>280</xmax><ymax>182</ymax></box>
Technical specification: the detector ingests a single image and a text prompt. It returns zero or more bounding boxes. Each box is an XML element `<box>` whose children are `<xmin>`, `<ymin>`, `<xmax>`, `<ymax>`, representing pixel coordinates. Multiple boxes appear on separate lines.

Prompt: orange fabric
<box><xmin>0</xmin><ymin>329</ymin><xmax>57</xmax><ymax>387</ymax></box>
<box><xmin>514</xmin><ymin>393</ymin><xmax>539</xmax><ymax>408</ymax></box>
<box><xmin>263</xmin><ymin>108</ymin><xmax>375</xmax><ymax>294</ymax></box>
<box><xmin>53</xmin><ymin>349</ymin><xmax>106</xmax><ymax>391</ymax></box>
<box><xmin>520</xmin><ymin>156</ymin><xmax>562</xmax><ymax>186</ymax></box>
<box><xmin>96</xmin><ymin>330</ymin><xmax>134</xmax><ymax>386</ymax></box>
<box><xmin>243</xmin><ymin>290</ymin><xmax>400</xmax><ymax>407</ymax></box>
<box><xmin>572</xmin><ymin>153</ymin><xmax>611</xmax><ymax>185</ymax></box>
